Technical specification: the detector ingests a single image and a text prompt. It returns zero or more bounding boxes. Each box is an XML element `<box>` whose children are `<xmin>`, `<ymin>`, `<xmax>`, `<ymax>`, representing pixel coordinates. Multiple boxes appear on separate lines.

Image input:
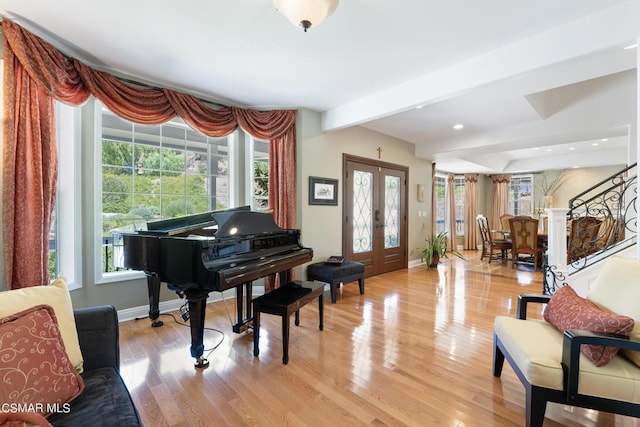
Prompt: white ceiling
<box><xmin>1</xmin><ymin>0</ymin><xmax>638</xmax><ymax>174</ymax></box>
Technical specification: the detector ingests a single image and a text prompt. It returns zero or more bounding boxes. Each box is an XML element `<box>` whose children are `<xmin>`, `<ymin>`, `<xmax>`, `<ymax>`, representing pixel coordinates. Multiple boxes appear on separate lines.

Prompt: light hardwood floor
<box><xmin>119</xmin><ymin>252</ymin><xmax>640</xmax><ymax>426</ymax></box>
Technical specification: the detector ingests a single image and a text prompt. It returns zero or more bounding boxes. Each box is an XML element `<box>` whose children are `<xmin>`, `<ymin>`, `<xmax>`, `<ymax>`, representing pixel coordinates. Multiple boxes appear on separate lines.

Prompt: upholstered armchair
<box><xmin>493</xmin><ymin>256</ymin><xmax>640</xmax><ymax>426</ymax></box>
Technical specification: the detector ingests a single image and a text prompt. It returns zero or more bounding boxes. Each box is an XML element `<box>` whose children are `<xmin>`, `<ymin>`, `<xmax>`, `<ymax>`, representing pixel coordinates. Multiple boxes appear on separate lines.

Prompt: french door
<box><xmin>343</xmin><ymin>155</ymin><xmax>408</xmax><ymax>277</ymax></box>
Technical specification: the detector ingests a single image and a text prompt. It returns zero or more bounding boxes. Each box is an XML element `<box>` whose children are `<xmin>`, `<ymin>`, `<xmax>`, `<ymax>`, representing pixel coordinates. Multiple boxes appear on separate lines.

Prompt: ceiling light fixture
<box><xmin>274</xmin><ymin>0</ymin><xmax>339</xmax><ymax>32</ymax></box>
<box><xmin>453</xmin><ymin>123</ymin><xmax>464</xmax><ymax>130</ymax></box>
<box><xmin>624</xmin><ymin>43</ymin><xmax>638</xmax><ymax>50</ymax></box>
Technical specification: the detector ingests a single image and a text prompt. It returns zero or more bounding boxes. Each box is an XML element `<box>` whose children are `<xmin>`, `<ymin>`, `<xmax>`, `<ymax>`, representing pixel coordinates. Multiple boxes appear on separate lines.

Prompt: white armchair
<box><xmin>493</xmin><ymin>256</ymin><xmax>640</xmax><ymax>426</ymax></box>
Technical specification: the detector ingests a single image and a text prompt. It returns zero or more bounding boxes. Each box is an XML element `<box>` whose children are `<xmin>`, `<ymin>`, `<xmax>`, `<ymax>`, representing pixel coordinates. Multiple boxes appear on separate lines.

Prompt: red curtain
<box><xmin>2</xmin><ymin>19</ymin><xmax>297</xmax><ymax>289</ymax></box>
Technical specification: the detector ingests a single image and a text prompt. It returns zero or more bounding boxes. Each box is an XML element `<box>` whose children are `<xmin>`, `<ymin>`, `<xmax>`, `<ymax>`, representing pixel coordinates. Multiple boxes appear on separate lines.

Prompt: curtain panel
<box><xmin>463</xmin><ymin>174</ymin><xmax>478</xmax><ymax>250</ymax></box>
<box><xmin>2</xmin><ymin>19</ymin><xmax>297</xmax><ymax>289</ymax></box>
<box><xmin>491</xmin><ymin>174</ymin><xmax>512</xmax><ymax>232</ymax></box>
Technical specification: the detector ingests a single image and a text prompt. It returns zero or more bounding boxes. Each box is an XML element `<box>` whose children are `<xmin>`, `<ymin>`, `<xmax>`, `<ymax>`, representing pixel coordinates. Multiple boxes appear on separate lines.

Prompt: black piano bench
<box><xmin>306</xmin><ymin>260</ymin><xmax>365</xmax><ymax>303</ymax></box>
<box><xmin>252</xmin><ymin>280</ymin><xmax>324</xmax><ymax>365</ymax></box>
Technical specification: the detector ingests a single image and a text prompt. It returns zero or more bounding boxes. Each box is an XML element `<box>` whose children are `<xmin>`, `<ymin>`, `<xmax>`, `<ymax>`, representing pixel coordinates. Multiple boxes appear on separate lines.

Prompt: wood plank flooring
<box><xmin>118</xmin><ymin>251</ymin><xmax>640</xmax><ymax>426</ymax></box>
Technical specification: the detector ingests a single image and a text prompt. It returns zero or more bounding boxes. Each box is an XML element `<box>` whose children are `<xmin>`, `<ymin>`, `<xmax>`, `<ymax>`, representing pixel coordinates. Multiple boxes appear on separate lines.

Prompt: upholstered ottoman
<box><xmin>306</xmin><ymin>260</ymin><xmax>365</xmax><ymax>303</ymax></box>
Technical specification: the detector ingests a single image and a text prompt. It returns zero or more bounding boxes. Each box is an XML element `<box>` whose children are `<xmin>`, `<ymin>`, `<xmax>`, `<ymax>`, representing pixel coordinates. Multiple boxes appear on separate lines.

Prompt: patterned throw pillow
<box><xmin>0</xmin><ymin>305</ymin><xmax>84</xmax><ymax>418</ymax></box>
<box><xmin>543</xmin><ymin>285</ymin><xmax>635</xmax><ymax>367</ymax></box>
<box><xmin>0</xmin><ymin>277</ymin><xmax>83</xmax><ymax>372</ymax></box>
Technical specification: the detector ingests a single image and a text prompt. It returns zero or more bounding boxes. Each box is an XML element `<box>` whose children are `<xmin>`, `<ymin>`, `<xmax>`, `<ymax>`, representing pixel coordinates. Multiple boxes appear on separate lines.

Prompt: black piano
<box><xmin>118</xmin><ymin>206</ymin><xmax>313</xmax><ymax>367</ymax></box>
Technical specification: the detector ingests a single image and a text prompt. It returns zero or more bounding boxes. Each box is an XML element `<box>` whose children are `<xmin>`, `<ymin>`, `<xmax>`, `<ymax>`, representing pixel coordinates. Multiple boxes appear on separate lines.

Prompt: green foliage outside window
<box><xmin>254</xmin><ymin>159</ymin><xmax>269</xmax><ymax>208</ymax></box>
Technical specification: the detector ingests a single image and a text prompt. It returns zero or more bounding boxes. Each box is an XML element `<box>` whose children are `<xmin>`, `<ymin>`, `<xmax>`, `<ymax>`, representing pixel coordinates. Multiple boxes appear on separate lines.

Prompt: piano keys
<box><xmin>116</xmin><ymin>206</ymin><xmax>313</xmax><ymax>368</ymax></box>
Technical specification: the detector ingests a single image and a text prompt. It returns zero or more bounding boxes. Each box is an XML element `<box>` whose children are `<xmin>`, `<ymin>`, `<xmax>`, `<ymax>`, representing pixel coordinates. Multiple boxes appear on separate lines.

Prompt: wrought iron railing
<box><xmin>543</xmin><ymin>163</ymin><xmax>637</xmax><ymax>294</ymax></box>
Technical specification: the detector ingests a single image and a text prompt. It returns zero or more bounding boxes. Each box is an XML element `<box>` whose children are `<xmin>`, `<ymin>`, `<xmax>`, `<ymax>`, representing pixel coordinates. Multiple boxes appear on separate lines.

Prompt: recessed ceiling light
<box><xmin>624</xmin><ymin>43</ymin><xmax>638</xmax><ymax>50</ymax></box>
<box><xmin>600</xmin><ymin>138</ymin><xmax>608</xmax><ymax>142</ymax></box>
<box><xmin>545</xmin><ymin>148</ymin><xmax>552</xmax><ymax>152</ymax></box>
<box><xmin>416</xmin><ymin>105</ymin><xmax>424</xmax><ymax>109</ymax></box>
<box><xmin>453</xmin><ymin>124</ymin><xmax>464</xmax><ymax>130</ymax></box>
<box><xmin>568</xmin><ymin>147</ymin><xmax>575</xmax><ymax>151</ymax></box>
<box><xmin>573</xmin><ymin>165</ymin><xmax>580</xmax><ymax>169</ymax></box>
<box><xmin>592</xmin><ymin>142</ymin><xmax>600</xmax><ymax>146</ymax></box>
<box><xmin>532</xmin><ymin>147</ymin><xmax>540</xmax><ymax>151</ymax></box>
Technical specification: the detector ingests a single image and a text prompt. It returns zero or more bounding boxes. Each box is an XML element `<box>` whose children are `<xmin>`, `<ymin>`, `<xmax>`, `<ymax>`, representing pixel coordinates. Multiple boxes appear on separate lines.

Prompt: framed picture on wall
<box><xmin>309</xmin><ymin>176</ymin><xmax>338</xmax><ymax>206</ymax></box>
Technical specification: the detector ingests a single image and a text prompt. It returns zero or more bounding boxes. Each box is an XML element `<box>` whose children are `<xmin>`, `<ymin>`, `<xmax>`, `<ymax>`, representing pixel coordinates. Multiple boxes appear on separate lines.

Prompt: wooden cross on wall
<box><xmin>377</xmin><ymin>147</ymin><xmax>382</xmax><ymax>159</ymax></box>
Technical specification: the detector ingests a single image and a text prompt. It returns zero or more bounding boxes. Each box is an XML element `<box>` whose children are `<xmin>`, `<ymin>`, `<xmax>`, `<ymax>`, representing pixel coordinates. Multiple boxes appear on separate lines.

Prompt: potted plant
<box><xmin>419</xmin><ymin>231</ymin><xmax>465</xmax><ymax>268</ymax></box>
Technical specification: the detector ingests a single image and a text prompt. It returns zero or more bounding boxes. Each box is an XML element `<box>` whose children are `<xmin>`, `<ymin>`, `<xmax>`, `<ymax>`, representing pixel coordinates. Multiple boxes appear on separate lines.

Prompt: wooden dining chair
<box><xmin>499</xmin><ymin>214</ymin><xmax>514</xmax><ymax>238</ymax></box>
<box><xmin>509</xmin><ymin>216</ymin><xmax>543</xmax><ymax>270</ymax></box>
<box><xmin>477</xmin><ymin>215</ymin><xmax>511</xmax><ymax>264</ymax></box>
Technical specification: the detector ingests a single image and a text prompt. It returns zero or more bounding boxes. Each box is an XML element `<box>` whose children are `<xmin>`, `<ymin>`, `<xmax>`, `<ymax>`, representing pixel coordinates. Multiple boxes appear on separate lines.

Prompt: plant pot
<box><xmin>429</xmin><ymin>256</ymin><xmax>440</xmax><ymax>268</ymax></box>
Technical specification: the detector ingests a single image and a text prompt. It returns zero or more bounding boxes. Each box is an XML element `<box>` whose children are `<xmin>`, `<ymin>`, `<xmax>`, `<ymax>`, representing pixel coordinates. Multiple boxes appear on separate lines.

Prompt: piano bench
<box><xmin>252</xmin><ymin>280</ymin><xmax>324</xmax><ymax>365</ymax></box>
<box><xmin>306</xmin><ymin>260</ymin><xmax>365</xmax><ymax>303</ymax></box>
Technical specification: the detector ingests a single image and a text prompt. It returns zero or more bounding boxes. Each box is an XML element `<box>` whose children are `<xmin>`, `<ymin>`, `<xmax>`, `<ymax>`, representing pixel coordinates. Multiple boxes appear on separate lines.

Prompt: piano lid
<box><xmin>214</xmin><ymin>210</ymin><xmax>283</xmax><ymax>238</ymax></box>
<box><xmin>139</xmin><ymin>206</ymin><xmax>282</xmax><ymax>238</ymax></box>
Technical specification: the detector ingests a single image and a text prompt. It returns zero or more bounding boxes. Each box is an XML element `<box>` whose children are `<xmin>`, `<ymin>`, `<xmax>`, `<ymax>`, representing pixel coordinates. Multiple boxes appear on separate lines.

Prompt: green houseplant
<box><xmin>419</xmin><ymin>231</ymin><xmax>465</xmax><ymax>268</ymax></box>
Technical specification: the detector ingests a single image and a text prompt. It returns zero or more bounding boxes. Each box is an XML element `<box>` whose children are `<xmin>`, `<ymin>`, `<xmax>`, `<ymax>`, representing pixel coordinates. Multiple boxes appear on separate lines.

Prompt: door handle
<box><xmin>375</xmin><ymin>210</ymin><xmax>380</xmax><ymax>221</ymax></box>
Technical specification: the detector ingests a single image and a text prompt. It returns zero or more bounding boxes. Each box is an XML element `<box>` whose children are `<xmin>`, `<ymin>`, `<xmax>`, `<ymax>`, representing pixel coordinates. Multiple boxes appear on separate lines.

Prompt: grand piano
<box><xmin>117</xmin><ymin>206</ymin><xmax>313</xmax><ymax>368</ymax></box>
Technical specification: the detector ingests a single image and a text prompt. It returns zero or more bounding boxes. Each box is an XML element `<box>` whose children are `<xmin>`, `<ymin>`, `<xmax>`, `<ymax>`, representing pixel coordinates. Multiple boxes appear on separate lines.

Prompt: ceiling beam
<box><xmin>322</xmin><ymin>1</ymin><xmax>640</xmax><ymax>132</ymax></box>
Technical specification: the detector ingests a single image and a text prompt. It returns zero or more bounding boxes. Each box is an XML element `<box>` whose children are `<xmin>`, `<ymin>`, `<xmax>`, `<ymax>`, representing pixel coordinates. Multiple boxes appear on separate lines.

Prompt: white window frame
<box><xmin>54</xmin><ymin>102</ymin><xmax>83</xmax><ymax>290</ymax></box>
<box><xmin>509</xmin><ymin>174</ymin><xmax>534</xmax><ymax>216</ymax></box>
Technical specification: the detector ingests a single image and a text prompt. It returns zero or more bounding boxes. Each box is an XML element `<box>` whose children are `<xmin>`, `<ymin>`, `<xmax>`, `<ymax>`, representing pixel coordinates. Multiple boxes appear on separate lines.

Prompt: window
<box><xmin>434</xmin><ymin>174</ymin><xmax>465</xmax><ymax>235</ymax></box>
<box><xmin>509</xmin><ymin>175</ymin><xmax>533</xmax><ymax>216</ymax></box>
<box><xmin>434</xmin><ymin>175</ymin><xmax>446</xmax><ymax>234</ymax></box>
<box><xmin>99</xmin><ymin>104</ymin><xmax>232</xmax><ymax>274</ymax></box>
<box><xmin>249</xmin><ymin>137</ymin><xmax>269</xmax><ymax>210</ymax></box>
<box><xmin>453</xmin><ymin>176</ymin><xmax>465</xmax><ymax>235</ymax></box>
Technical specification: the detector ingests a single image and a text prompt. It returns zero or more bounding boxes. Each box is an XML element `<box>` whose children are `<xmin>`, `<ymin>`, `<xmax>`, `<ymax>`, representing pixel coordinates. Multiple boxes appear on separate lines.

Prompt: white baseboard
<box><xmin>408</xmin><ymin>259</ymin><xmax>425</xmax><ymax>268</ymax></box>
<box><xmin>116</xmin><ymin>281</ymin><xmax>338</xmax><ymax>323</ymax></box>
<box><xmin>116</xmin><ymin>287</ymin><xmax>263</xmax><ymax>323</ymax></box>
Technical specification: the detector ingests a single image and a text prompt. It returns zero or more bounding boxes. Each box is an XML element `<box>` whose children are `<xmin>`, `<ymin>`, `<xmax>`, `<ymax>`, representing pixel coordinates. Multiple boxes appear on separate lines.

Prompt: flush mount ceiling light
<box><xmin>274</xmin><ymin>0</ymin><xmax>339</xmax><ymax>32</ymax></box>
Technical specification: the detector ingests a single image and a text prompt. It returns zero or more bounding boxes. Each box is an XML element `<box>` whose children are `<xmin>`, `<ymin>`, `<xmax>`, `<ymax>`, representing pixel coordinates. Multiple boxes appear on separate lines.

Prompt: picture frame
<box><xmin>309</xmin><ymin>176</ymin><xmax>338</xmax><ymax>206</ymax></box>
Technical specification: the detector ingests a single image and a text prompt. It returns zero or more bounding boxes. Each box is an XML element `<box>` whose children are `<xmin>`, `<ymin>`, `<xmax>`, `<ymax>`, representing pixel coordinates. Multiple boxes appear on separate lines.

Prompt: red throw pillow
<box><xmin>0</xmin><ymin>305</ymin><xmax>84</xmax><ymax>418</ymax></box>
<box><xmin>543</xmin><ymin>285</ymin><xmax>635</xmax><ymax>366</ymax></box>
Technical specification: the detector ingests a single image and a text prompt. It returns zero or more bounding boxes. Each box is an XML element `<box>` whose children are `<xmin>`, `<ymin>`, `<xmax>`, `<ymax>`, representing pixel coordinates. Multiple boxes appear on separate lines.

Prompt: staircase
<box><xmin>543</xmin><ymin>163</ymin><xmax>637</xmax><ymax>296</ymax></box>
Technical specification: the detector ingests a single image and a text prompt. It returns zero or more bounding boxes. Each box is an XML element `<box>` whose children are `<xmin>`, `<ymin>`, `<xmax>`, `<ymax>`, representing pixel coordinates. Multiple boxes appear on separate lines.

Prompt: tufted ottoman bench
<box><xmin>306</xmin><ymin>260</ymin><xmax>365</xmax><ymax>303</ymax></box>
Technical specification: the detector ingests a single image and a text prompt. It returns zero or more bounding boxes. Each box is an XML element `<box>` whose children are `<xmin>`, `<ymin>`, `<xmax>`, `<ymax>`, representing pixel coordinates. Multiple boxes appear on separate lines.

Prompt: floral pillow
<box><xmin>543</xmin><ymin>285</ymin><xmax>634</xmax><ymax>367</ymax></box>
<box><xmin>0</xmin><ymin>277</ymin><xmax>83</xmax><ymax>372</ymax></box>
<box><xmin>0</xmin><ymin>304</ymin><xmax>84</xmax><ymax>418</ymax></box>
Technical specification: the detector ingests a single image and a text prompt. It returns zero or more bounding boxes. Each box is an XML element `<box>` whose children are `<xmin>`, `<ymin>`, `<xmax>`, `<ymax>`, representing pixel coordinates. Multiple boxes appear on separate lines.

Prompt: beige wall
<box><xmin>534</xmin><ymin>166</ymin><xmax>626</xmax><ymax>209</ymax></box>
<box><xmin>297</xmin><ymin>109</ymin><xmax>433</xmax><ymax>268</ymax></box>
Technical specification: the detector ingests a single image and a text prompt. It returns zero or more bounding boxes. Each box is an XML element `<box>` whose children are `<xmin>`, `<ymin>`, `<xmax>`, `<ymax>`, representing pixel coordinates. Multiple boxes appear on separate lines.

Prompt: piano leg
<box><xmin>279</xmin><ymin>269</ymin><xmax>291</xmax><ymax>285</ymax></box>
<box><xmin>184</xmin><ymin>288</ymin><xmax>210</xmax><ymax>368</ymax></box>
<box><xmin>145</xmin><ymin>273</ymin><xmax>163</xmax><ymax>327</ymax></box>
<box><xmin>232</xmin><ymin>282</ymin><xmax>254</xmax><ymax>333</ymax></box>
